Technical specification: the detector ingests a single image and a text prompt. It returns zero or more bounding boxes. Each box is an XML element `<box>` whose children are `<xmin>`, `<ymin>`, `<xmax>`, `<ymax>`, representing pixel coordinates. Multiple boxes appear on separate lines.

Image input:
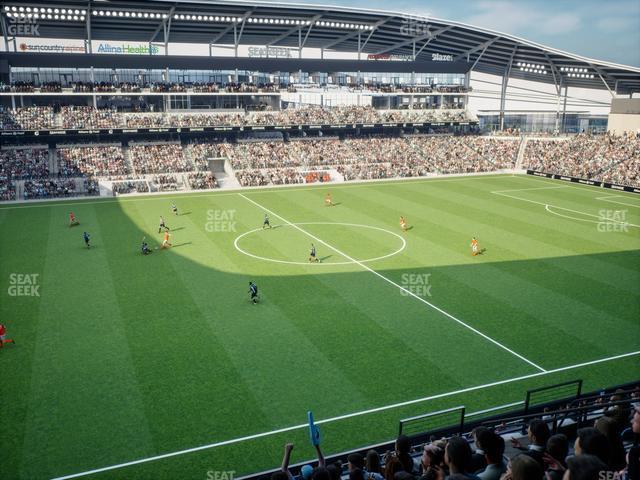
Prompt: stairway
<box><xmin>515</xmin><ymin>137</ymin><xmax>529</xmax><ymax>170</ymax></box>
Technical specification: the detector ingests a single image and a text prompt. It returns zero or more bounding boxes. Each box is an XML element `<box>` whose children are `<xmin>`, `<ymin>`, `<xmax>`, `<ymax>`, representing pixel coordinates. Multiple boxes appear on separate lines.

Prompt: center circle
<box><xmin>233</xmin><ymin>222</ymin><xmax>407</xmax><ymax>265</ymax></box>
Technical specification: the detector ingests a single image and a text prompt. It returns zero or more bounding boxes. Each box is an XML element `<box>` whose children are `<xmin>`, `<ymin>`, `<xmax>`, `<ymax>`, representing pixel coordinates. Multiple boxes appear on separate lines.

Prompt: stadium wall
<box><xmin>608</xmin><ymin>98</ymin><xmax>640</xmax><ymax>135</ymax></box>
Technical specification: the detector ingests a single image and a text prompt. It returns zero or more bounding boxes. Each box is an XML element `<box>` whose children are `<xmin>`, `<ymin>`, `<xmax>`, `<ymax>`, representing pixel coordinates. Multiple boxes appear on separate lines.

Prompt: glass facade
<box><xmin>478</xmin><ymin>112</ymin><xmax>608</xmax><ymax>134</ymax></box>
<box><xmin>9</xmin><ymin>67</ymin><xmax>465</xmax><ymax>88</ymax></box>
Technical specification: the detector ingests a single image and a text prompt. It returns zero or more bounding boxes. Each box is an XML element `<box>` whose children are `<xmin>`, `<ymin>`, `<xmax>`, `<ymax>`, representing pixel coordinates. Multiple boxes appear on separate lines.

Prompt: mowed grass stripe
<box><xmin>0</xmin><ymin>207</ymin><xmax>52</xmax><ymax>480</ymax></box>
<box><xmin>92</xmin><ymin>201</ymin><xmax>273</xmax><ymax>454</ymax></box>
<box><xmin>16</xmin><ymin>205</ymin><xmax>156</xmax><ymax>480</ymax></box>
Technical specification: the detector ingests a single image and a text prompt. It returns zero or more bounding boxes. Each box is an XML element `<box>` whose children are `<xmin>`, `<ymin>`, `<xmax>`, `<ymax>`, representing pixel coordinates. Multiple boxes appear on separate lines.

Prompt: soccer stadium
<box><xmin>0</xmin><ymin>0</ymin><xmax>639</xmax><ymax>478</ymax></box>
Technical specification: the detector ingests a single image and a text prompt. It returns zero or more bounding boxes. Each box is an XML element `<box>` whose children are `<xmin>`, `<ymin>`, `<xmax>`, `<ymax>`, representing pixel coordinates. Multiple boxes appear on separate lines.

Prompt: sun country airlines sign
<box><xmin>11</xmin><ymin>38</ymin><xmax>163</xmax><ymax>55</ymax></box>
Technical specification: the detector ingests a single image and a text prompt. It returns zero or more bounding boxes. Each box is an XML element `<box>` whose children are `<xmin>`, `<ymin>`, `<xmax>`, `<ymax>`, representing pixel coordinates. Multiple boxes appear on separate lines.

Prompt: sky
<box><xmin>268</xmin><ymin>0</ymin><xmax>640</xmax><ymax>67</ymax></box>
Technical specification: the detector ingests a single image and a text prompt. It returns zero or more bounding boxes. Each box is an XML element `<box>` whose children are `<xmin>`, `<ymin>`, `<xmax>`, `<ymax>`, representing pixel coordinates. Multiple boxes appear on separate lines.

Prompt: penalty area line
<box><xmin>50</xmin><ymin>350</ymin><xmax>640</xmax><ymax>480</ymax></box>
<box><xmin>238</xmin><ymin>193</ymin><xmax>547</xmax><ymax>373</ymax></box>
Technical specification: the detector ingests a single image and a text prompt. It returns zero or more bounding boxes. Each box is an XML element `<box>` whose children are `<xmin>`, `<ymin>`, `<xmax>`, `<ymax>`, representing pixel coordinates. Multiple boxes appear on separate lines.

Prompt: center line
<box><xmin>238</xmin><ymin>193</ymin><xmax>547</xmax><ymax>373</ymax></box>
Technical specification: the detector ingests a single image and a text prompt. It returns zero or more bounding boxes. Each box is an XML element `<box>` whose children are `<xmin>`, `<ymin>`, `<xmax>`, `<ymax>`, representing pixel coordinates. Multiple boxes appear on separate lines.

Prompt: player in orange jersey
<box><xmin>69</xmin><ymin>212</ymin><xmax>79</xmax><ymax>227</ymax></box>
<box><xmin>471</xmin><ymin>237</ymin><xmax>479</xmax><ymax>256</ymax></box>
<box><xmin>325</xmin><ymin>193</ymin><xmax>333</xmax><ymax>207</ymax></box>
<box><xmin>161</xmin><ymin>230</ymin><xmax>172</xmax><ymax>249</ymax></box>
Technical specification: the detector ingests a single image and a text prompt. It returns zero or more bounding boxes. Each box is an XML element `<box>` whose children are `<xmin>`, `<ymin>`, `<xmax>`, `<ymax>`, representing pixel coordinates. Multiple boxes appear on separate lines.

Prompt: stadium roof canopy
<box><xmin>2</xmin><ymin>0</ymin><xmax>639</xmax><ymax>94</ymax></box>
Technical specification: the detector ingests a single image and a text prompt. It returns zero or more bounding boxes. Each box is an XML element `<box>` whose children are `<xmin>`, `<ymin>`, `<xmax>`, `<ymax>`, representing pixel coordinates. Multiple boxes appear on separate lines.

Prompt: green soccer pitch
<box><xmin>1</xmin><ymin>173</ymin><xmax>639</xmax><ymax>479</ymax></box>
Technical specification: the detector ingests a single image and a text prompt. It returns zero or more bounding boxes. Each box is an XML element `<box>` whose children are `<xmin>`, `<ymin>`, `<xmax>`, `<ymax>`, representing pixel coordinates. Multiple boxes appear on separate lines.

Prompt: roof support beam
<box><xmin>209</xmin><ymin>9</ymin><xmax>253</xmax><ymax>45</ymax></box>
<box><xmin>469</xmin><ymin>42</ymin><xmax>492</xmax><ymax>70</ymax></box>
<box><xmin>454</xmin><ymin>37</ymin><xmax>499</xmax><ymax>62</ymax></box>
<box><xmin>320</xmin><ymin>17</ymin><xmax>390</xmax><ymax>50</ymax></box>
<box><xmin>267</xmin><ymin>14</ymin><xmax>323</xmax><ymax>46</ymax></box>
<box><xmin>589</xmin><ymin>64</ymin><xmax>615</xmax><ymax>97</ymax></box>
<box><xmin>85</xmin><ymin>0</ymin><xmax>92</xmax><ymax>54</ymax></box>
<box><xmin>150</xmin><ymin>6</ymin><xmax>175</xmax><ymax>44</ymax></box>
<box><xmin>372</xmin><ymin>25</ymin><xmax>453</xmax><ymax>55</ymax></box>
<box><xmin>499</xmin><ymin>46</ymin><xmax>517</xmax><ymax>131</ymax></box>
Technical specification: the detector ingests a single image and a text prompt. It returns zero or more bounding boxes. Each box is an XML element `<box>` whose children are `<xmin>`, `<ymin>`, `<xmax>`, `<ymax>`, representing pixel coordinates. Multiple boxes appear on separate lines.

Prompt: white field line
<box><xmin>238</xmin><ymin>193</ymin><xmax>547</xmax><ymax>373</ymax></box>
<box><xmin>492</xmin><ymin>191</ymin><xmax>640</xmax><ymax>228</ymax></box>
<box><xmin>512</xmin><ymin>174</ymin><xmax>640</xmax><ymax>200</ymax></box>
<box><xmin>491</xmin><ymin>186</ymin><xmax>570</xmax><ymax>194</ymax></box>
<box><xmin>595</xmin><ymin>195</ymin><xmax>640</xmax><ymax>209</ymax></box>
<box><xmin>544</xmin><ymin>205</ymin><xmax>601</xmax><ymax>224</ymax></box>
<box><xmin>50</xmin><ymin>350</ymin><xmax>640</xmax><ymax>480</ymax></box>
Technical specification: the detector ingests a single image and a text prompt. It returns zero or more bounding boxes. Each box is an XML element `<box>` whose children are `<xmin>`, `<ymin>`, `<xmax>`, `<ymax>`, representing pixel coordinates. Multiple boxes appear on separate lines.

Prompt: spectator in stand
<box><xmin>564</xmin><ymin>455</ymin><xmax>608</xmax><ymax>480</ymax></box>
<box><xmin>510</xmin><ymin>419</ymin><xmax>550</xmax><ymax>468</ymax></box>
<box><xmin>383</xmin><ymin>456</ymin><xmax>404</xmax><ymax>480</ymax></box>
<box><xmin>477</xmin><ymin>431</ymin><xmax>506</xmax><ymax>480</ymax></box>
<box><xmin>395</xmin><ymin>435</ymin><xmax>416</xmax><ymax>473</ymax></box>
<box><xmin>573</xmin><ymin>428</ymin><xmax>610</xmax><ymax>467</ymax></box>
<box><xmin>419</xmin><ymin>444</ymin><xmax>445</xmax><ymax>480</ymax></box>
<box><xmin>594</xmin><ymin>416</ymin><xmax>626</xmax><ymax>471</ymax></box>
<box><xmin>624</xmin><ymin>406</ymin><xmax>640</xmax><ymax>480</ymax></box>
<box><xmin>506</xmin><ymin>453</ymin><xmax>544</xmax><ymax>480</ymax></box>
<box><xmin>443</xmin><ymin>436</ymin><xmax>480</xmax><ymax>480</ymax></box>
<box><xmin>279</xmin><ymin>442</ymin><xmax>325</xmax><ymax>480</ymax></box>
<box><xmin>470</xmin><ymin>428</ymin><xmax>490</xmax><ymax>472</ymax></box>
<box><xmin>544</xmin><ymin>434</ymin><xmax>569</xmax><ymax>480</ymax></box>
<box><xmin>365</xmin><ymin>450</ymin><xmax>385</xmax><ymax>480</ymax></box>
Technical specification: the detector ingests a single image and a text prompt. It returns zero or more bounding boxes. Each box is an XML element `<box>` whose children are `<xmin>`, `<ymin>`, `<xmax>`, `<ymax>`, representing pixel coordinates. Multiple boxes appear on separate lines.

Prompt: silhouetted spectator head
<box><xmin>349</xmin><ymin>468</ymin><xmax>366</xmax><ymax>480</ymax></box>
<box><xmin>510</xmin><ymin>453</ymin><xmax>544</xmax><ymax>480</ymax></box>
<box><xmin>547</xmin><ymin>434</ymin><xmax>569</xmax><ymax>467</ymax></box>
<box><xmin>528</xmin><ymin>419</ymin><xmax>551</xmax><ymax>447</ymax></box>
<box><xmin>348</xmin><ymin>453</ymin><xmax>365</xmax><ymax>470</ymax></box>
<box><xmin>482</xmin><ymin>431</ymin><xmax>505</xmax><ymax>464</ymax></box>
<box><xmin>575</xmin><ymin>428</ymin><xmax>609</xmax><ymax>465</ymax></box>
<box><xmin>313</xmin><ymin>468</ymin><xmax>331</xmax><ymax>480</ymax></box>
<box><xmin>564</xmin><ymin>454</ymin><xmax>607</xmax><ymax>480</ymax></box>
<box><xmin>472</xmin><ymin>427</ymin><xmax>491</xmax><ymax>451</ymax></box>
<box><xmin>445</xmin><ymin>436</ymin><xmax>472</xmax><ymax>474</ymax></box>
<box><xmin>421</xmin><ymin>444</ymin><xmax>445</xmax><ymax>470</ymax></box>
<box><xmin>395</xmin><ymin>435</ymin><xmax>414</xmax><ymax>472</ymax></box>
<box><xmin>366</xmin><ymin>450</ymin><xmax>382</xmax><ymax>473</ymax></box>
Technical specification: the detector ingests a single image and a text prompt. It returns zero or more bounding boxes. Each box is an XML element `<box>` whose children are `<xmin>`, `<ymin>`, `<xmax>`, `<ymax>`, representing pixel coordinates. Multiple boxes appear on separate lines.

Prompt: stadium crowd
<box><xmin>271</xmin><ymin>387</ymin><xmax>639</xmax><ymax>480</ymax></box>
<box><xmin>0</xmin><ymin>106</ymin><xmax>55</xmax><ymax>130</ymax></box>
<box><xmin>129</xmin><ymin>143</ymin><xmax>192</xmax><ymax>174</ymax></box>
<box><xmin>188</xmin><ymin>172</ymin><xmax>219</xmax><ymax>190</ymax></box>
<box><xmin>0</xmin><ymin>106</ymin><xmax>473</xmax><ymax>131</ymax></box>
<box><xmin>57</xmin><ymin>145</ymin><xmax>129</xmax><ymax>178</ymax></box>
<box><xmin>61</xmin><ymin>106</ymin><xmax>120</xmax><ymax>129</ymax></box>
<box><xmin>523</xmin><ymin>133</ymin><xmax>640</xmax><ymax>187</ymax></box>
<box><xmin>222</xmin><ymin>136</ymin><xmax>518</xmax><ymax>183</ymax></box>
